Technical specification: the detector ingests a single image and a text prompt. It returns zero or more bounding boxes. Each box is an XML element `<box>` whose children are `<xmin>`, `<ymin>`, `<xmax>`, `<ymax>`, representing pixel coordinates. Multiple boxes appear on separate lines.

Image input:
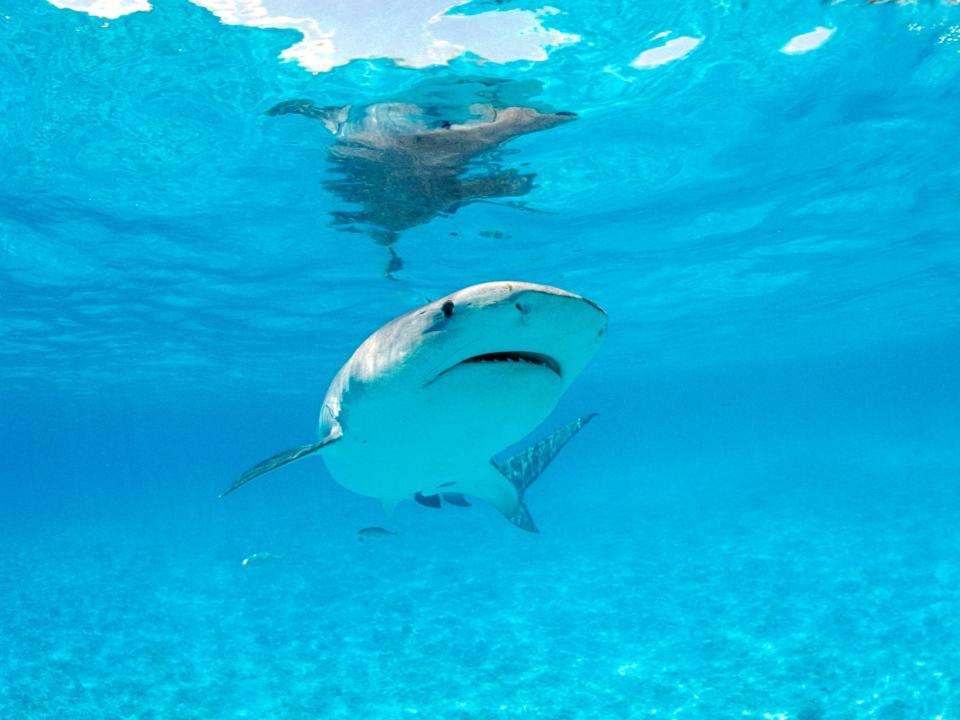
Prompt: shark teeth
<box><xmin>461</xmin><ymin>351</ymin><xmax>561</xmax><ymax>377</ymax></box>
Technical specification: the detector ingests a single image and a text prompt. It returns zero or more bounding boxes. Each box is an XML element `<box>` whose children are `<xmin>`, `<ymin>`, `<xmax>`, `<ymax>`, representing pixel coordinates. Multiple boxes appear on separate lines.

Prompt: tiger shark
<box><xmin>267</xmin><ymin>100</ymin><xmax>577</xmax><ymax>276</ymax></box>
<box><xmin>220</xmin><ymin>281</ymin><xmax>606</xmax><ymax>532</ymax></box>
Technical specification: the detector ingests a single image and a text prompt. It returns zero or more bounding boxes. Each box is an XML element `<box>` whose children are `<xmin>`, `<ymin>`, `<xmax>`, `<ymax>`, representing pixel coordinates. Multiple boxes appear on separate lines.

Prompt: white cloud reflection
<box><xmin>780</xmin><ymin>26</ymin><xmax>835</xmax><ymax>55</ymax></box>
<box><xmin>630</xmin><ymin>34</ymin><xmax>702</xmax><ymax>69</ymax></box>
<box><xmin>48</xmin><ymin>0</ymin><xmax>150</xmax><ymax>19</ymax></box>
<box><xmin>45</xmin><ymin>0</ymin><xmax>579</xmax><ymax>72</ymax></box>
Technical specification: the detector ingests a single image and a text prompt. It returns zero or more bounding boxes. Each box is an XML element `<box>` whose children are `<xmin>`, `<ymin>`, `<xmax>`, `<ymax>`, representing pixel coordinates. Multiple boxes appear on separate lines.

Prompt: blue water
<box><xmin>2</xmin><ymin>0</ymin><xmax>960</xmax><ymax>717</ymax></box>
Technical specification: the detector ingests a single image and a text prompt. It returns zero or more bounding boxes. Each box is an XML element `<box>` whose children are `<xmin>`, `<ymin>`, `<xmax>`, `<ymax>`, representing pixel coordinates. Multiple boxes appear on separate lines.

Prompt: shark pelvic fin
<box><xmin>414</xmin><ymin>492</ymin><xmax>442</xmax><ymax>509</ymax></box>
<box><xmin>442</xmin><ymin>492</ymin><xmax>471</xmax><ymax>507</ymax></box>
<box><xmin>493</xmin><ymin>413</ymin><xmax>597</xmax><ymax>533</ymax></box>
<box><xmin>219</xmin><ymin>425</ymin><xmax>343</xmax><ymax>498</ymax></box>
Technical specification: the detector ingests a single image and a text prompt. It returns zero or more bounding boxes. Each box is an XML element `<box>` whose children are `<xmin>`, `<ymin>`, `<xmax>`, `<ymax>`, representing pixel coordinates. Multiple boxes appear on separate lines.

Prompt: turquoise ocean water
<box><xmin>2</xmin><ymin>1</ymin><xmax>959</xmax><ymax>717</ymax></box>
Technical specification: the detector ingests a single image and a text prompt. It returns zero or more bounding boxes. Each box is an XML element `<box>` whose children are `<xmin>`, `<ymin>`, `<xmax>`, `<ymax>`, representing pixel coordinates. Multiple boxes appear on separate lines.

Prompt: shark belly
<box><xmin>322</xmin><ymin>361</ymin><xmax>564</xmax><ymax>510</ymax></box>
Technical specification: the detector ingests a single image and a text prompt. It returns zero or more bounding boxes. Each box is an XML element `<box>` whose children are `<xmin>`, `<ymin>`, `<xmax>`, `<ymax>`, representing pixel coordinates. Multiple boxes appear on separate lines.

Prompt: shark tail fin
<box><xmin>219</xmin><ymin>426</ymin><xmax>342</xmax><ymax>498</ymax></box>
<box><xmin>493</xmin><ymin>413</ymin><xmax>597</xmax><ymax>533</ymax></box>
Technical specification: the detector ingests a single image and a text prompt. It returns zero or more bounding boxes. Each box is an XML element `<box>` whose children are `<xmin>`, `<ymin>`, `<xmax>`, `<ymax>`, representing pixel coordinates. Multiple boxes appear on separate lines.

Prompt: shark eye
<box><xmin>442</xmin><ymin>301</ymin><xmax>454</xmax><ymax>318</ymax></box>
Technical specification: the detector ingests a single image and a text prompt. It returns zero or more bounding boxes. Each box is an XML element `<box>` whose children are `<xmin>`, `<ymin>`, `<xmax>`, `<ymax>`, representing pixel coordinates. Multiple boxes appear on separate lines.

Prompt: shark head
<box><xmin>323</xmin><ymin>282</ymin><xmax>606</xmax><ymax>441</ymax></box>
<box><xmin>474</xmin><ymin>105</ymin><xmax>578</xmax><ymax>136</ymax></box>
<box><xmin>412</xmin><ymin>281</ymin><xmax>605</xmax><ymax>388</ymax></box>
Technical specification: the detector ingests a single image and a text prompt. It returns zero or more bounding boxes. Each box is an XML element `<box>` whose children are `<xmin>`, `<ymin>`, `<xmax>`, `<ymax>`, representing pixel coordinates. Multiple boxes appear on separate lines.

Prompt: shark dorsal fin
<box><xmin>442</xmin><ymin>492</ymin><xmax>471</xmax><ymax>507</ymax></box>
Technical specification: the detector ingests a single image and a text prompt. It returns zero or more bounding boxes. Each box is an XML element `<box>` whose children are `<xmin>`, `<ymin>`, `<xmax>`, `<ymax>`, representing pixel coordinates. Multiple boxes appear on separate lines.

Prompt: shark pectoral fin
<box><xmin>442</xmin><ymin>492</ymin><xmax>471</xmax><ymax>507</ymax></box>
<box><xmin>266</xmin><ymin>100</ymin><xmax>348</xmax><ymax>132</ymax></box>
<box><xmin>492</xmin><ymin>413</ymin><xmax>597</xmax><ymax>533</ymax></box>
<box><xmin>219</xmin><ymin>426</ymin><xmax>343</xmax><ymax>498</ymax></box>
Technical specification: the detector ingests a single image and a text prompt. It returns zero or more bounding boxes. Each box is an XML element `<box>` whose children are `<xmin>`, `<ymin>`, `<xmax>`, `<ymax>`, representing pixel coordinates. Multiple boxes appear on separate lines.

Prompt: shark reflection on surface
<box><xmin>267</xmin><ymin>93</ymin><xmax>576</xmax><ymax>276</ymax></box>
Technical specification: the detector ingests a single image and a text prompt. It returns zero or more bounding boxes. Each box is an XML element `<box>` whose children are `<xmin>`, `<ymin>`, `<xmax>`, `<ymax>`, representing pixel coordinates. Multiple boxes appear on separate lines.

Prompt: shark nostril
<box><xmin>515</xmin><ymin>302</ymin><xmax>529</xmax><ymax>314</ymax></box>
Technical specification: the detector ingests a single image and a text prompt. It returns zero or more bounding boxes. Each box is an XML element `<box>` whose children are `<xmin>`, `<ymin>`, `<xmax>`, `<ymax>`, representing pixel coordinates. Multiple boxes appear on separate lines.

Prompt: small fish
<box><xmin>241</xmin><ymin>551</ymin><xmax>282</xmax><ymax>566</ymax></box>
<box><xmin>358</xmin><ymin>527</ymin><xmax>399</xmax><ymax>542</ymax></box>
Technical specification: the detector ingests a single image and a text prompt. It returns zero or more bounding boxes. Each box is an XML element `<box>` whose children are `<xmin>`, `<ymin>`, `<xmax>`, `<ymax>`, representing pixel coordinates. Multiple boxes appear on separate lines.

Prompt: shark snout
<box><xmin>545</xmin><ymin>111</ymin><xmax>578</xmax><ymax>129</ymax></box>
<box><xmin>510</xmin><ymin>287</ymin><xmax>607</xmax><ymax>340</ymax></box>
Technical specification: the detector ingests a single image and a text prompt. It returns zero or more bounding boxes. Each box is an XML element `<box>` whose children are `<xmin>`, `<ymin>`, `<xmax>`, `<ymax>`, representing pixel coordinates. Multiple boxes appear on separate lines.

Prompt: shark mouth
<box><xmin>461</xmin><ymin>351</ymin><xmax>562</xmax><ymax>376</ymax></box>
<box><xmin>426</xmin><ymin>350</ymin><xmax>562</xmax><ymax>386</ymax></box>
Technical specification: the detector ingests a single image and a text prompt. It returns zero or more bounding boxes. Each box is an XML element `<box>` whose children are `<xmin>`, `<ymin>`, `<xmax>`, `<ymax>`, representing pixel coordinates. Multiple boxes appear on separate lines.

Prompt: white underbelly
<box><xmin>322</xmin><ymin>361</ymin><xmax>564</xmax><ymax>502</ymax></box>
